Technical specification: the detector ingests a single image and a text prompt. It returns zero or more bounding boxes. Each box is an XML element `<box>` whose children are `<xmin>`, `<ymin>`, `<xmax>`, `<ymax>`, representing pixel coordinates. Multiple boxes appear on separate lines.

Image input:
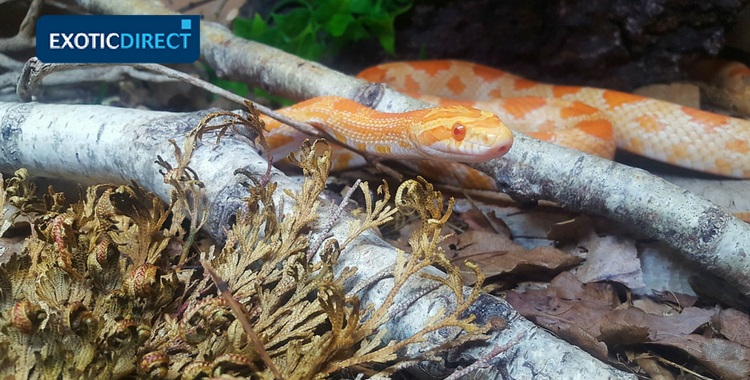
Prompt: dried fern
<box><xmin>0</xmin><ymin>106</ymin><xmax>491</xmax><ymax>379</ymax></box>
<box><xmin>0</xmin><ymin>174</ymin><xmax>183</xmax><ymax>379</ymax></box>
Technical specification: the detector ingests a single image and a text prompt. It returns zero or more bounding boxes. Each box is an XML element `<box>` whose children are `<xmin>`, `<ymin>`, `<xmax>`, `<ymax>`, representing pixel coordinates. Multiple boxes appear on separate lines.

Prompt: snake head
<box><xmin>413</xmin><ymin>106</ymin><xmax>514</xmax><ymax>162</ymax></box>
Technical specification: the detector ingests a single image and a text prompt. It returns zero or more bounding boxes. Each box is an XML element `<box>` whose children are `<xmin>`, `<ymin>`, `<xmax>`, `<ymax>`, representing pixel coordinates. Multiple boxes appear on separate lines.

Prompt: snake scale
<box><xmin>260</xmin><ymin>60</ymin><xmax>750</xmax><ymax>189</ymax></box>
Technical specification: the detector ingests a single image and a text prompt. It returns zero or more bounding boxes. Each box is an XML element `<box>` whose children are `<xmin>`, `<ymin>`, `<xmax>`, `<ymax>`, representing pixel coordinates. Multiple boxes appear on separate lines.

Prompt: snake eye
<box><xmin>452</xmin><ymin>123</ymin><xmax>466</xmax><ymax>141</ymax></box>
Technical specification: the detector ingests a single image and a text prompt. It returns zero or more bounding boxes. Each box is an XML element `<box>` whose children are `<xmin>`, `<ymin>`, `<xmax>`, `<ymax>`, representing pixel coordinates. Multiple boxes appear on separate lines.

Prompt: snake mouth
<box><xmin>414</xmin><ymin>126</ymin><xmax>514</xmax><ymax>162</ymax></box>
<box><xmin>492</xmin><ymin>142</ymin><xmax>512</xmax><ymax>157</ymax></box>
<box><xmin>417</xmin><ymin>138</ymin><xmax>513</xmax><ymax>162</ymax></box>
<box><xmin>465</xmin><ymin>139</ymin><xmax>514</xmax><ymax>161</ymax></box>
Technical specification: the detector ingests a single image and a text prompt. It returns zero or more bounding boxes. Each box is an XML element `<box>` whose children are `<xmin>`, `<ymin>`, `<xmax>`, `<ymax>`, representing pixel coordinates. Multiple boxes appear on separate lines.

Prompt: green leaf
<box><xmin>378</xmin><ymin>32</ymin><xmax>395</xmax><ymax>55</ymax></box>
<box><xmin>285</xmin><ymin>25</ymin><xmax>324</xmax><ymax>60</ymax></box>
<box><xmin>313</xmin><ymin>0</ymin><xmax>348</xmax><ymax>24</ymax></box>
<box><xmin>230</xmin><ymin>0</ymin><xmax>413</xmax><ymax>61</ymax></box>
<box><xmin>233</xmin><ymin>14</ymin><xmax>267</xmax><ymax>40</ymax></box>
<box><xmin>361</xmin><ymin>14</ymin><xmax>397</xmax><ymax>54</ymax></box>
<box><xmin>248</xmin><ymin>14</ymin><xmax>270</xmax><ymax>36</ymax></box>
<box><xmin>213</xmin><ymin>78</ymin><xmax>249</xmax><ymax>97</ymax></box>
<box><xmin>326</xmin><ymin>13</ymin><xmax>356</xmax><ymax>37</ymax></box>
<box><xmin>350</xmin><ymin>0</ymin><xmax>374</xmax><ymax>14</ymax></box>
<box><xmin>342</xmin><ymin>20</ymin><xmax>370</xmax><ymax>41</ymax></box>
<box><xmin>253</xmin><ymin>88</ymin><xmax>295</xmax><ymax>107</ymax></box>
<box><xmin>388</xmin><ymin>0</ymin><xmax>413</xmax><ymax>16</ymax></box>
<box><xmin>274</xmin><ymin>8</ymin><xmax>313</xmax><ymax>39</ymax></box>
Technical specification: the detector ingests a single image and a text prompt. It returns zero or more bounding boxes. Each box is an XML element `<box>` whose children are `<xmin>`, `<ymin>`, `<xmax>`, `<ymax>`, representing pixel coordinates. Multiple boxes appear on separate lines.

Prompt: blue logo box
<box><xmin>36</xmin><ymin>15</ymin><xmax>201</xmax><ymax>63</ymax></box>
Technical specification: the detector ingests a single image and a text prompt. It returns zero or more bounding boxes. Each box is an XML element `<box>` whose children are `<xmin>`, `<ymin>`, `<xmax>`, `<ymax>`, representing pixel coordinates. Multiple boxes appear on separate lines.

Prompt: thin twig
<box><xmin>16</xmin><ymin>58</ymin><xmax>401</xmax><ymax>180</ymax></box>
<box><xmin>16</xmin><ymin>58</ymin><xmax>321</xmax><ymax>136</ymax></box>
<box><xmin>19</xmin><ymin>0</ymin><xmax>43</xmax><ymax>39</ymax></box>
<box><xmin>0</xmin><ymin>0</ymin><xmax>43</xmax><ymax>51</ymax></box>
<box><xmin>0</xmin><ymin>73</ymin><xmax>20</xmax><ymax>91</ymax></box>
<box><xmin>201</xmin><ymin>257</ymin><xmax>284</xmax><ymax>379</ymax></box>
<box><xmin>443</xmin><ymin>332</ymin><xmax>525</xmax><ymax>380</ymax></box>
<box><xmin>649</xmin><ymin>352</ymin><xmax>712</xmax><ymax>380</ymax></box>
<box><xmin>179</xmin><ymin>0</ymin><xmax>231</xmax><ymax>22</ymax></box>
<box><xmin>0</xmin><ymin>53</ymin><xmax>23</xmax><ymax>71</ymax></box>
<box><xmin>461</xmin><ymin>192</ymin><xmax>509</xmax><ymax>234</ymax></box>
<box><xmin>307</xmin><ymin>178</ymin><xmax>361</xmax><ymax>260</ymax></box>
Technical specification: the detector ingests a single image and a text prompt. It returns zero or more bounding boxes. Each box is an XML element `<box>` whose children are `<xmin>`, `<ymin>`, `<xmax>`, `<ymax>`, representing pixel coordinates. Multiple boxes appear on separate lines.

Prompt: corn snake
<box><xmin>261</xmin><ymin>60</ymin><xmax>750</xmax><ymax>189</ymax></box>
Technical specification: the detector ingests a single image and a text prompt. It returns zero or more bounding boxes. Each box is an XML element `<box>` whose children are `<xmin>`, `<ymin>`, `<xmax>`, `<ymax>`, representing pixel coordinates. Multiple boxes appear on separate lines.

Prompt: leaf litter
<box><xmin>379</xmin><ymin>186</ymin><xmax>750</xmax><ymax>379</ymax></box>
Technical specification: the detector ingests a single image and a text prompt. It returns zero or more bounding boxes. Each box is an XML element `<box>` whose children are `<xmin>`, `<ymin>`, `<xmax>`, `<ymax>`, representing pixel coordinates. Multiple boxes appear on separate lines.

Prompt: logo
<box><xmin>36</xmin><ymin>15</ymin><xmax>201</xmax><ymax>63</ymax></box>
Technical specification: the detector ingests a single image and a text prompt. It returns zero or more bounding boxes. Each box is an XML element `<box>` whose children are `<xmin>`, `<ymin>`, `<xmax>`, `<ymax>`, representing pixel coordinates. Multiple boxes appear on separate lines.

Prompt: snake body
<box><xmin>263</xmin><ymin>95</ymin><xmax>513</xmax><ymax>164</ymax></box>
<box><xmin>359</xmin><ymin>60</ymin><xmax>750</xmax><ymax>178</ymax></box>
<box><xmin>262</xmin><ymin>60</ymin><xmax>750</xmax><ymax>188</ymax></box>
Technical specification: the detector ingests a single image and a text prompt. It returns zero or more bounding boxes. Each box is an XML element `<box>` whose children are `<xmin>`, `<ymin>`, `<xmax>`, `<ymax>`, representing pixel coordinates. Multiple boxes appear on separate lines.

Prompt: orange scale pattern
<box><xmin>262</xmin><ymin>60</ymin><xmax>750</xmax><ymax>190</ymax></box>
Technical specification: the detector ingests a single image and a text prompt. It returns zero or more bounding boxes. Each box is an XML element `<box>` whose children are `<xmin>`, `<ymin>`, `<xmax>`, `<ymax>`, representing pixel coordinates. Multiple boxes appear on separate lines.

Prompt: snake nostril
<box><xmin>496</xmin><ymin>144</ymin><xmax>511</xmax><ymax>156</ymax></box>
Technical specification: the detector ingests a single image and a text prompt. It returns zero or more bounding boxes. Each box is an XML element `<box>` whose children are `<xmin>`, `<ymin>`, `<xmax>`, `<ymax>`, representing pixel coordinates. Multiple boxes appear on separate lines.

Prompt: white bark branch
<box><xmin>70</xmin><ymin>0</ymin><xmax>750</xmax><ymax>299</ymax></box>
<box><xmin>0</xmin><ymin>101</ymin><xmax>633</xmax><ymax>378</ymax></box>
<box><xmin>472</xmin><ymin>140</ymin><xmax>750</xmax><ymax>293</ymax></box>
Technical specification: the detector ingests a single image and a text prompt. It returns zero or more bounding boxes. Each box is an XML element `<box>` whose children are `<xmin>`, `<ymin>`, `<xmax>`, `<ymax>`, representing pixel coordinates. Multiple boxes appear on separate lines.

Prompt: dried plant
<box><xmin>0</xmin><ymin>174</ymin><xmax>181</xmax><ymax>379</ymax></box>
<box><xmin>0</xmin><ymin>106</ymin><xmax>490</xmax><ymax>379</ymax></box>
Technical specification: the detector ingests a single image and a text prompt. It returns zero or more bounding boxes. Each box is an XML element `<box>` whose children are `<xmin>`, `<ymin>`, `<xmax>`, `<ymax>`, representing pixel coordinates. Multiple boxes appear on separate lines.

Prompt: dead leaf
<box><xmin>443</xmin><ymin>231</ymin><xmax>582</xmax><ymax>285</ymax></box>
<box><xmin>574</xmin><ymin>232</ymin><xmax>645</xmax><ymax>289</ymax></box>
<box><xmin>546</xmin><ymin>215</ymin><xmax>595</xmax><ymax>243</ymax></box>
<box><xmin>548</xmin><ymin>271</ymin><xmax>619</xmax><ymax>304</ymax></box>
<box><xmin>638</xmin><ymin>244</ymin><xmax>696</xmax><ymax>297</ymax></box>
<box><xmin>459</xmin><ymin>208</ymin><xmax>510</xmax><ymax>235</ymax></box>
<box><xmin>631</xmin><ymin>298</ymin><xmax>680</xmax><ymax>316</ymax></box>
<box><xmin>656</xmin><ymin>334</ymin><xmax>750</xmax><ymax>379</ymax></box>
<box><xmin>651</xmin><ymin>290</ymin><xmax>698</xmax><ymax>309</ymax></box>
<box><xmin>634</xmin><ymin>356</ymin><xmax>676</xmax><ymax>380</ymax></box>
<box><xmin>599</xmin><ymin>307</ymin><xmax>714</xmax><ymax>344</ymax></box>
<box><xmin>712</xmin><ymin>308</ymin><xmax>750</xmax><ymax>348</ymax></box>
<box><xmin>507</xmin><ymin>272</ymin><xmax>719</xmax><ymax>368</ymax></box>
<box><xmin>560</xmin><ymin>324</ymin><xmax>611</xmax><ymax>361</ymax></box>
<box><xmin>505</xmin><ymin>273</ymin><xmax>619</xmax><ymax>359</ymax></box>
<box><xmin>387</xmin><ymin>216</ymin><xmax>421</xmax><ymax>251</ymax></box>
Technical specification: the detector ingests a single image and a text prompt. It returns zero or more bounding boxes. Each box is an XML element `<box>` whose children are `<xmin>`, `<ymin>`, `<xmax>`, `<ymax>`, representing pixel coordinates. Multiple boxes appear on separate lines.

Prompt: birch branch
<box><xmin>0</xmin><ymin>101</ymin><xmax>634</xmax><ymax>379</ymax></box>
<box><xmin>69</xmin><ymin>0</ymin><xmax>750</xmax><ymax>299</ymax></box>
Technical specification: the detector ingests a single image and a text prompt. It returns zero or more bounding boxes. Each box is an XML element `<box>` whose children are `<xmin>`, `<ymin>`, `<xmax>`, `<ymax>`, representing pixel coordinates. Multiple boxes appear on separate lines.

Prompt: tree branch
<box><xmin>0</xmin><ymin>101</ymin><xmax>634</xmax><ymax>379</ymax></box>
<box><xmin>69</xmin><ymin>0</ymin><xmax>750</xmax><ymax>300</ymax></box>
